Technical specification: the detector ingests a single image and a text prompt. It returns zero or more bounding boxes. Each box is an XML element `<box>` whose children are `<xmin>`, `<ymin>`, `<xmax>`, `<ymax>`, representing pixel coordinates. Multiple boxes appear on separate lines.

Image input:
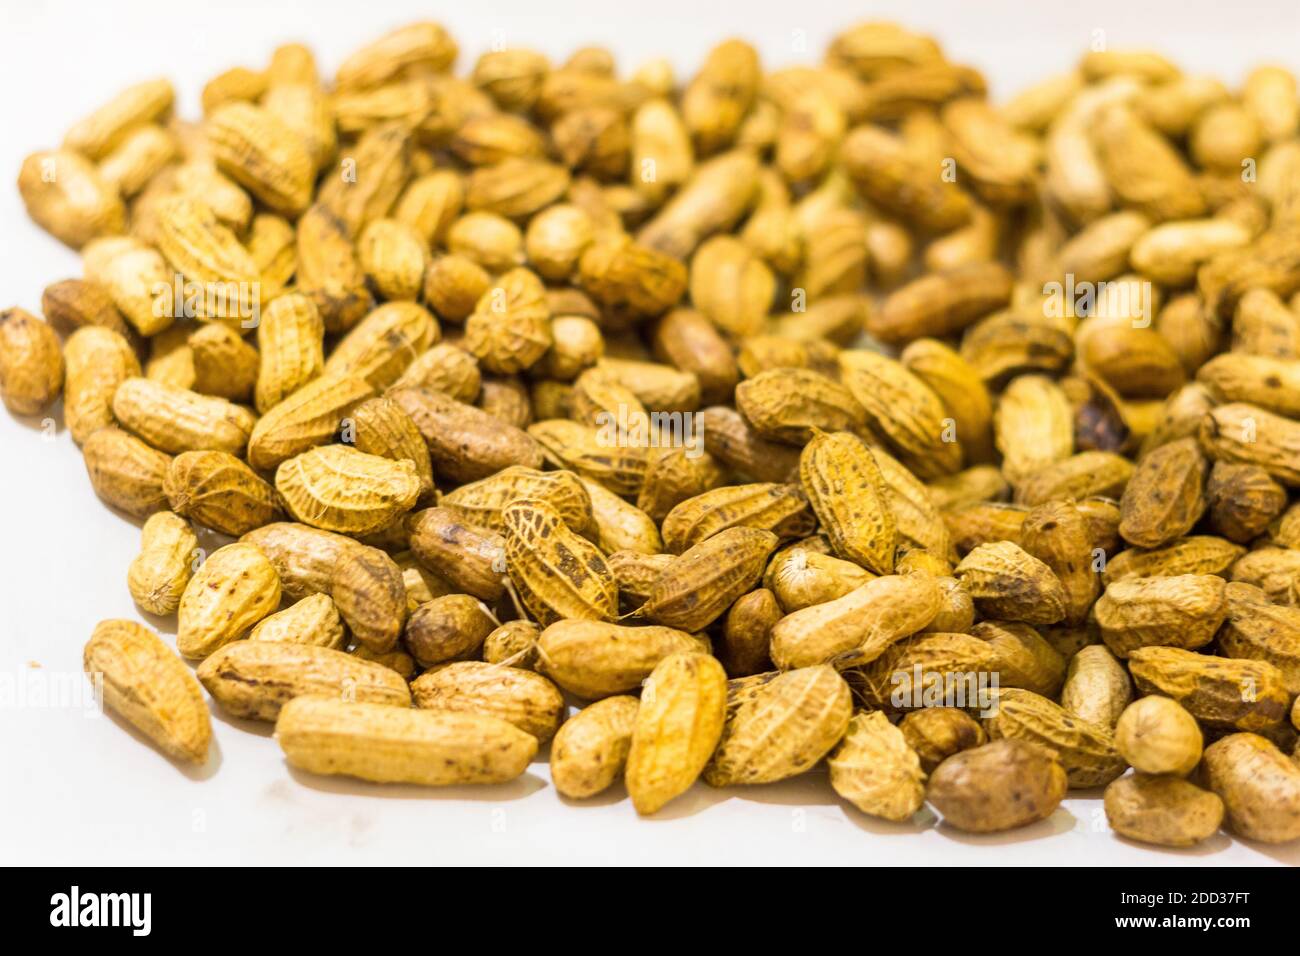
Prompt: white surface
<box><xmin>2</xmin><ymin>0</ymin><xmax>1298</xmax><ymax>866</ymax></box>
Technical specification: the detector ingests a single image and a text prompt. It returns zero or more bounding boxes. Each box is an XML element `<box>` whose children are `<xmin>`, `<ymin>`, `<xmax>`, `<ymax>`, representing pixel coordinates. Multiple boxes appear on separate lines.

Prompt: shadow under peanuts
<box><xmin>8</xmin><ymin>397</ymin><xmax>63</xmax><ymax>436</ymax></box>
<box><xmin>1109</xmin><ymin>830</ymin><xmax>1234</xmax><ymax>858</ymax></box>
<box><xmin>207</xmin><ymin>699</ymin><xmax>276</xmax><ymax>738</ymax></box>
<box><xmin>101</xmin><ymin>706</ymin><xmax>223</xmax><ymax>781</ymax></box>
<box><xmin>1232</xmin><ymin>834</ymin><xmax>1300</xmax><ymax>866</ymax></box>
<box><xmin>286</xmin><ymin>765</ymin><xmax>549</xmax><ymax>802</ymax></box>
<box><xmin>725</xmin><ymin>771</ymin><xmax>843</xmax><ymax>809</ymax></box>
<box><xmin>934</xmin><ymin>807</ymin><xmax>1077</xmax><ymax>845</ymax></box>
<box><xmin>557</xmin><ymin>779</ymin><xmax>630</xmax><ymax>809</ymax></box>
<box><xmin>839</xmin><ymin>803</ymin><xmax>939</xmax><ymax>836</ymax></box>
<box><xmin>633</xmin><ymin>782</ymin><xmax>732</xmax><ymax>821</ymax></box>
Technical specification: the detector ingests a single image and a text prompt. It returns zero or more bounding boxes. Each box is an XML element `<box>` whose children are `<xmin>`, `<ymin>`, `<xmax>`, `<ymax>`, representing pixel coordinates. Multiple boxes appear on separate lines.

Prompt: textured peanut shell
<box><xmin>872</xmin><ymin>446</ymin><xmax>952</xmax><ymax>561</ymax></box>
<box><xmin>1101</xmin><ymin>536</ymin><xmax>1244</xmax><ymax>584</ymax></box>
<box><xmin>625</xmin><ymin>653</ymin><xmax>727</xmax><ymax>815</ymax></box>
<box><xmin>799</xmin><ymin>430</ymin><xmax>897</xmax><ymax>574</ymax></box>
<box><xmin>1205</xmin><ymin>462</ymin><xmax>1287</xmax><ymax>543</ymax></box>
<box><xmin>82</xmin><ymin>426</ymin><xmax>171</xmax><ymax>518</ymax></box>
<box><xmin>483</xmin><ymin>621</ymin><xmax>541</xmax><ymax>670</ymax></box>
<box><xmin>1103</xmin><ymin>774</ymin><xmax>1225</xmax><ymax>847</ymax></box>
<box><xmin>0</xmin><ymin>307</ymin><xmax>64</xmax><ymax>416</ymax></box>
<box><xmin>1229</xmin><ymin>547</ymin><xmax>1300</xmax><ymax>606</ymax></box>
<box><xmin>82</xmin><ymin>236</ymin><xmax>173</xmax><ymax>336</ymax></box>
<box><xmin>351</xmin><ymin>396</ymin><xmax>435</xmax><ymax>500</ymax></box>
<box><xmin>551</xmin><ymin>696</ymin><xmax>640</xmax><ymax>798</ymax></box>
<box><xmin>412</xmin><ymin>661</ymin><xmax>565</xmax><ymax>742</ymax></box>
<box><xmin>247</xmin><ymin>374</ymin><xmax>375</xmax><ymax>472</ymax></box>
<box><xmin>241</xmin><ymin>522</ymin><xmax>360</xmax><ymax>601</ymax></box>
<box><xmin>927</xmin><ymin>739</ymin><xmax>1067</xmax><ymax>833</ymax></box>
<box><xmin>249</xmin><ymin>593</ymin><xmax>347</xmax><ymax>649</ymax></box>
<box><xmin>955</xmin><ymin>541</ymin><xmax>1068</xmax><ymax>626</ymax></box>
<box><xmin>641</xmin><ymin>527</ymin><xmax>778</xmax><ymax>631</ymax></box>
<box><xmin>983</xmin><ymin>688</ymin><xmax>1127</xmax><ymax>788</ymax></box>
<box><xmin>840</xmin><ymin>349</ymin><xmax>962</xmax><ymax>479</ymax></box>
<box><xmin>637</xmin><ymin>447</ymin><xmax>728</xmax><ymax>524</ymax></box>
<box><xmin>1218</xmin><ymin>582</ymin><xmax>1300</xmax><ymax>694</ymax></box>
<box><xmin>734</xmin><ymin>368</ymin><xmax>866</xmax><ymax>445</ymax></box>
<box><xmin>1114</xmin><ymin>696</ymin><xmax>1203</xmax><ymax>776</ymax></box>
<box><xmin>62</xmin><ymin>326</ymin><xmax>140</xmax><ymax>445</ymax></box>
<box><xmin>853</xmin><ymin>631</ymin><xmax>1000</xmax><ymax>711</ymax></box>
<box><xmin>84</xmin><ymin>619</ymin><xmax>210</xmax><ymax>764</ymax></box>
<box><xmin>1060</xmin><ymin>645</ymin><xmax>1132</xmax><ymax>729</ymax></box>
<box><xmin>504</xmin><ymin>498</ymin><xmax>618</xmax><ymax>625</ymax></box>
<box><xmin>476</xmin><ymin>376</ymin><xmax>532</xmax><ymax>427</ymax></box>
<box><xmin>464</xmin><ymin>267</ymin><xmax>553</xmax><ymax>374</ymax></box>
<box><xmin>771</xmin><ymin>573</ymin><xmax>942</xmax><ymax>670</ymax></box>
<box><xmin>404</xmin><ymin>594</ymin><xmax>497</xmax><ymax>668</ymax></box>
<box><xmin>900</xmin><ymin>337</ymin><xmax>995</xmax><ymax>465</ymax></box>
<box><xmin>701</xmin><ymin>405</ymin><xmax>802</xmax><ymax>483</ymax></box>
<box><xmin>1199</xmin><ymin>402</ymin><xmax>1300</xmax><ymax>487</ymax></box>
<box><xmin>943</xmin><ymin>501</ymin><xmax>1027</xmax><ymax>554</ymax></box>
<box><xmin>898</xmin><ymin>707</ymin><xmax>987</xmax><ymax>774</ymax></box>
<box><xmin>1119</xmin><ymin>437</ymin><xmax>1207</xmax><ymax>549</ymax></box>
<box><xmin>325</xmin><ymin>302</ymin><xmax>439</xmax><ymax>389</ymax></box>
<box><xmin>296</xmin><ymin>203</ymin><xmax>374</xmax><ymax>334</ymax></box>
<box><xmin>1094</xmin><ymin>574</ymin><xmax>1227</xmax><ymax>658</ymax></box>
<box><xmin>537</xmin><ymin>620</ymin><xmax>704</xmax><ymax>699</ymax></box>
<box><xmin>1012</xmin><ymin>452</ymin><xmax>1133</xmax><ymax>507</ymax></box>
<box><xmin>439</xmin><ymin>466</ymin><xmax>593</xmax><ymax>536</ymax></box>
<box><xmin>276</xmin><ymin>444</ymin><xmax>421</xmax><ymax>535</ymax></box>
<box><xmin>407</xmin><ymin>507</ymin><xmax>507</xmax><ymax>602</ymax></box>
<box><xmin>64</xmin><ymin>78</ymin><xmax>174</xmax><ymax>159</ymax></box>
<box><xmin>652</xmin><ymin>308</ymin><xmax>738</xmax><ymax>406</ymax></box>
<box><xmin>1128</xmin><ymin>646</ymin><xmax>1291</xmax><ymax>731</ymax></box>
<box><xmin>358</xmin><ymin>218</ymin><xmax>429</xmax><ymax>301</ymax></box>
<box><xmin>127</xmin><ymin>511</ymin><xmax>198</xmax><ymax>616</ymax></box>
<box><xmin>393</xmin><ymin>386</ymin><xmax>545</xmax><ymax>483</ymax></box>
<box><xmin>970</xmin><ymin>621</ymin><xmax>1067</xmax><ymax>698</ymax></box>
<box><xmin>198</xmin><ymin>641</ymin><xmax>411</xmax><ymax>721</ymax></box>
<box><xmin>331</xmin><ymin>545</ymin><xmax>408</xmax><ymax>652</ymax></box>
<box><xmin>188</xmin><ymin>324</ymin><xmax>259</xmax><ymax>401</ymax></box>
<box><xmin>829</xmin><ymin>711</ymin><xmax>926</xmax><ymax>821</ymax></box>
<box><xmin>1200</xmin><ymin>733</ymin><xmax>1300</xmax><ymax>843</ymax></box>
<box><xmin>706</xmin><ymin>665</ymin><xmax>852</xmax><ymax>786</ymax></box>
<box><xmin>766</xmin><ymin>543</ymin><xmax>873</xmax><ymax>612</ymax></box>
<box><xmin>176</xmin><ymin>542</ymin><xmax>281</xmax><ymax>659</ymax></box>
<box><xmin>661</xmin><ymin>483</ymin><xmax>813</xmax><ymax>555</ymax></box>
<box><xmin>276</xmin><ymin>697</ymin><xmax>537</xmax><ymax>787</ymax></box>
<box><xmin>994</xmin><ymin>374</ymin><xmax>1074</xmax><ymax>483</ymax></box>
<box><xmin>594</xmin><ymin>360</ymin><xmax>700</xmax><ymax>417</ymax></box>
<box><xmin>254</xmin><ymin>292</ymin><xmax>325</xmax><ymax>414</ymax></box>
<box><xmin>111</xmin><ymin>377</ymin><xmax>254</xmax><ymax>457</ymax></box>
<box><xmin>927</xmin><ymin>576</ymin><xmax>976</xmax><ymax>633</ymax></box>
<box><xmin>207</xmin><ymin>101</ymin><xmax>314</xmax><ymax>215</ymax></box>
<box><xmin>718</xmin><ymin>588</ymin><xmax>780</xmax><ymax>677</ymax></box>
<box><xmin>164</xmin><ymin>450</ymin><xmax>281</xmax><ymax>536</ymax></box>
<box><xmin>527</xmin><ymin>419</ymin><xmax>649</xmax><ymax>497</ymax></box>
<box><xmin>18</xmin><ymin>149</ymin><xmax>125</xmax><ymax>247</ymax></box>
<box><xmin>1020</xmin><ymin>500</ymin><xmax>1098</xmax><ymax>625</ymax></box>
<box><xmin>580</xmin><ymin>477</ymin><xmax>663</xmax><ymax>555</ymax></box>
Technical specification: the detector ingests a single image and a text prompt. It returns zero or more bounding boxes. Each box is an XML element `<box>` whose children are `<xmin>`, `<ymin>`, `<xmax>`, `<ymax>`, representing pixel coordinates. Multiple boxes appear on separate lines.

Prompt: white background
<box><xmin>2</xmin><ymin>0</ymin><xmax>1298</xmax><ymax>866</ymax></box>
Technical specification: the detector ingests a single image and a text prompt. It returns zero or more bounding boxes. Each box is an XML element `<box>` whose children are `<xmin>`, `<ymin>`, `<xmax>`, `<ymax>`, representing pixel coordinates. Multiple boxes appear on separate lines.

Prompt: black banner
<box><xmin>4</xmin><ymin>867</ymin><xmax>1289</xmax><ymax>939</ymax></box>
